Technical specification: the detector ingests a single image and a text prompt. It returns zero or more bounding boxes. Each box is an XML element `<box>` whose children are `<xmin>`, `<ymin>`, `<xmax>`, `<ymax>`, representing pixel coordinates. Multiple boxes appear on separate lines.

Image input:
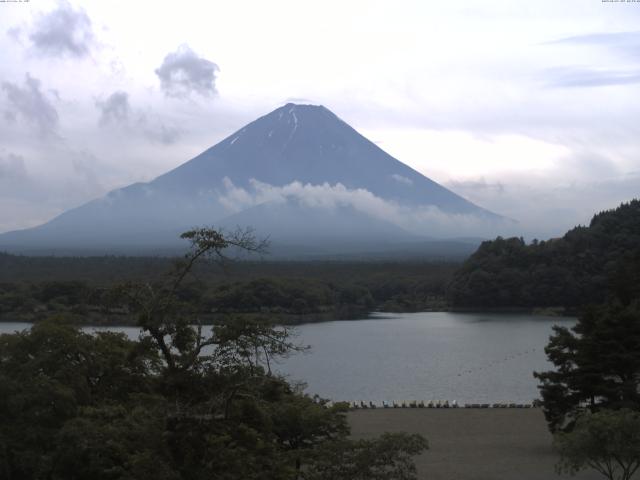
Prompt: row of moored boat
<box><xmin>347</xmin><ymin>400</ymin><xmax>536</xmax><ymax>409</ymax></box>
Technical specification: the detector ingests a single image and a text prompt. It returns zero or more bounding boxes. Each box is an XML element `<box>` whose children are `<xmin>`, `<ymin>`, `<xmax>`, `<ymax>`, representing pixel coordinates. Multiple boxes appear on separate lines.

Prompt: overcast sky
<box><xmin>1</xmin><ymin>0</ymin><xmax>639</xmax><ymax>238</ymax></box>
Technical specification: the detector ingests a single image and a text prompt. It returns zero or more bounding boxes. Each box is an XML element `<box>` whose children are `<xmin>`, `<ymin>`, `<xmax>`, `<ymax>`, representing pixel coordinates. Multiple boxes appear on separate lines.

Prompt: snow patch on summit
<box><xmin>282</xmin><ymin>105</ymin><xmax>299</xmax><ymax>149</ymax></box>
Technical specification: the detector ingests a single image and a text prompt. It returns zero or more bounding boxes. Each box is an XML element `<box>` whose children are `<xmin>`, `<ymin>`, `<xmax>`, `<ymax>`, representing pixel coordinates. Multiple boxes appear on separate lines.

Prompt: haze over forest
<box><xmin>1</xmin><ymin>0</ymin><xmax>640</xmax><ymax>244</ymax></box>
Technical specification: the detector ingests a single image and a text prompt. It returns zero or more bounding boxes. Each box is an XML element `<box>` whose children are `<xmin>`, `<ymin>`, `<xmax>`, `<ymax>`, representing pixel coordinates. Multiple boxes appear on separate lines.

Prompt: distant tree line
<box><xmin>0</xmin><ymin>228</ymin><xmax>428</xmax><ymax>480</ymax></box>
<box><xmin>447</xmin><ymin>200</ymin><xmax>640</xmax><ymax>310</ymax></box>
<box><xmin>0</xmin><ymin>259</ymin><xmax>456</xmax><ymax>324</ymax></box>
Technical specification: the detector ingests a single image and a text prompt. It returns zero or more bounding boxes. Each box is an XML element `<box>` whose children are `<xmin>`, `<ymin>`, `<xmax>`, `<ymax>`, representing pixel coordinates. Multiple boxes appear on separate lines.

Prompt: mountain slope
<box><xmin>153</xmin><ymin>103</ymin><xmax>493</xmax><ymax>214</ymax></box>
<box><xmin>0</xmin><ymin>103</ymin><xmax>506</xmax><ymax>254</ymax></box>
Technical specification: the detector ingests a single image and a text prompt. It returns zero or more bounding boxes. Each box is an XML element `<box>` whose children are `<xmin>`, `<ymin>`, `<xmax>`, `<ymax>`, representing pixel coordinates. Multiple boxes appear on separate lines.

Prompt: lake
<box><xmin>0</xmin><ymin>312</ymin><xmax>572</xmax><ymax>404</ymax></box>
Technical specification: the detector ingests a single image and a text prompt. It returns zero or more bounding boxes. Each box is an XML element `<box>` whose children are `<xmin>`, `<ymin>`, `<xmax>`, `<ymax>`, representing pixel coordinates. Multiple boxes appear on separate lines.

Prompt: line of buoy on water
<box><xmin>456</xmin><ymin>348</ymin><xmax>539</xmax><ymax>377</ymax></box>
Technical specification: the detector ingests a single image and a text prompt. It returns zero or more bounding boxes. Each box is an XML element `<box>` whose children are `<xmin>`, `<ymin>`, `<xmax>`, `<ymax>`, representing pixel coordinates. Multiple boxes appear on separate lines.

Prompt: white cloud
<box><xmin>96</xmin><ymin>90</ymin><xmax>130</xmax><ymax>126</ymax></box>
<box><xmin>155</xmin><ymin>44</ymin><xmax>219</xmax><ymax>98</ymax></box>
<box><xmin>0</xmin><ymin>0</ymin><xmax>638</xmax><ymax>236</ymax></box>
<box><xmin>445</xmin><ymin>171</ymin><xmax>640</xmax><ymax>238</ymax></box>
<box><xmin>391</xmin><ymin>174</ymin><xmax>413</xmax><ymax>185</ymax></box>
<box><xmin>218</xmin><ymin>178</ymin><xmax>512</xmax><ymax>238</ymax></box>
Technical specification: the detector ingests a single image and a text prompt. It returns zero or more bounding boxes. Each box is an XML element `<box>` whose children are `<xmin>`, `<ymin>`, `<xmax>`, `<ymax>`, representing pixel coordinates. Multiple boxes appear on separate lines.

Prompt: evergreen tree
<box><xmin>555</xmin><ymin>409</ymin><xmax>640</xmax><ymax>480</ymax></box>
<box><xmin>448</xmin><ymin>199</ymin><xmax>640</xmax><ymax>310</ymax></box>
<box><xmin>534</xmin><ymin>301</ymin><xmax>640</xmax><ymax>432</ymax></box>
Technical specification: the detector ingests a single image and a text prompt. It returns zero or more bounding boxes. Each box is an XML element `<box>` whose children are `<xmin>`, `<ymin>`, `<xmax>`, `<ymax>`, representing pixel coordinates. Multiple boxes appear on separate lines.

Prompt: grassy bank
<box><xmin>349</xmin><ymin>409</ymin><xmax>600</xmax><ymax>480</ymax></box>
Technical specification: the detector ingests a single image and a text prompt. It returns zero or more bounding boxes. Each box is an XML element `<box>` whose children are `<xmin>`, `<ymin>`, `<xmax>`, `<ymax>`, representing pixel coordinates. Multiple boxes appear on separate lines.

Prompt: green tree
<box><xmin>0</xmin><ymin>227</ymin><xmax>428</xmax><ymax>479</ymax></box>
<box><xmin>447</xmin><ymin>199</ymin><xmax>640</xmax><ymax>310</ymax></box>
<box><xmin>53</xmin><ymin>402</ymin><xmax>178</xmax><ymax>480</ymax></box>
<box><xmin>555</xmin><ymin>409</ymin><xmax>640</xmax><ymax>480</ymax></box>
<box><xmin>534</xmin><ymin>301</ymin><xmax>640</xmax><ymax>432</ymax></box>
<box><xmin>269</xmin><ymin>393</ymin><xmax>350</xmax><ymax>474</ymax></box>
<box><xmin>303</xmin><ymin>433</ymin><xmax>428</xmax><ymax>480</ymax></box>
<box><xmin>0</xmin><ymin>319</ymin><xmax>157</xmax><ymax>479</ymax></box>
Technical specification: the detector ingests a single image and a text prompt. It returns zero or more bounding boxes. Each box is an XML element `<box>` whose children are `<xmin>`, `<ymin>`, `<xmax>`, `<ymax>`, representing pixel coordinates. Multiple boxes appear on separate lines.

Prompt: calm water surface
<box><xmin>0</xmin><ymin>312</ymin><xmax>572</xmax><ymax>404</ymax></box>
<box><xmin>275</xmin><ymin>312</ymin><xmax>573</xmax><ymax>404</ymax></box>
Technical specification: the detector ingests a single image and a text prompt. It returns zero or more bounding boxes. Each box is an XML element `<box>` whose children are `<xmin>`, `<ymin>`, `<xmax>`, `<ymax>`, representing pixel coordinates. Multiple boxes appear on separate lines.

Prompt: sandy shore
<box><xmin>348</xmin><ymin>408</ymin><xmax>601</xmax><ymax>480</ymax></box>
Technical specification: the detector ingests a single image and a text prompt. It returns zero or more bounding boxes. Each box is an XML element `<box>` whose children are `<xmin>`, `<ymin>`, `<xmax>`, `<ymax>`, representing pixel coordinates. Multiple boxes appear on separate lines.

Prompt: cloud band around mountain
<box><xmin>217</xmin><ymin>177</ymin><xmax>510</xmax><ymax>238</ymax></box>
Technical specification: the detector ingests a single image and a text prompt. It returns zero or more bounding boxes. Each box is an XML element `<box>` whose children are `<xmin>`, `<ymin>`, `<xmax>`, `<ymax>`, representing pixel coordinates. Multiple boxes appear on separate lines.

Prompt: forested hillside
<box><xmin>447</xmin><ymin>200</ymin><xmax>640</xmax><ymax>310</ymax></box>
<box><xmin>0</xmin><ymin>256</ymin><xmax>455</xmax><ymax>324</ymax></box>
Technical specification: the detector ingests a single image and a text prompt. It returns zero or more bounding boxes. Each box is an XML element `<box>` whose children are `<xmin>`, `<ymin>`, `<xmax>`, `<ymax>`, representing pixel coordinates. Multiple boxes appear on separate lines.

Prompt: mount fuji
<box><xmin>0</xmin><ymin>103</ymin><xmax>510</xmax><ymax>256</ymax></box>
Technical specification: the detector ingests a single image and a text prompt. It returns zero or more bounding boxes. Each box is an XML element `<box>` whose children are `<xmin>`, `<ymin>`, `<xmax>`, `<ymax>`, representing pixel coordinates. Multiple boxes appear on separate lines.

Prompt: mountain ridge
<box><xmin>0</xmin><ymin>103</ymin><xmax>509</xmax><ymax>255</ymax></box>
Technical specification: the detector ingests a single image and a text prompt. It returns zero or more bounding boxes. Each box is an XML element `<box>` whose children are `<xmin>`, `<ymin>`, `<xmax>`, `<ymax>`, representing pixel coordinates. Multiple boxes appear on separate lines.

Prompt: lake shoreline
<box><xmin>1</xmin><ymin>312</ymin><xmax>575</xmax><ymax>404</ymax></box>
<box><xmin>448</xmin><ymin>305</ymin><xmax>580</xmax><ymax>317</ymax></box>
<box><xmin>0</xmin><ymin>305</ymin><xmax>577</xmax><ymax>327</ymax></box>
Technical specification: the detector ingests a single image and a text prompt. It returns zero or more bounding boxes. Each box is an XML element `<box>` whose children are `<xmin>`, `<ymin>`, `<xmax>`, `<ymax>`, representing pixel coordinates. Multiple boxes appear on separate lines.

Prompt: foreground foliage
<box><xmin>303</xmin><ymin>433</ymin><xmax>428</xmax><ymax>480</ymax></box>
<box><xmin>555</xmin><ymin>409</ymin><xmax>640</xmax><ymax>480</ymax></box>
<box><xmin>534</xmin><ymin>301</ymin><xmax>640</xmax><ymax>432</ymax></box>
<box><xmin>0</xmin><ymin>228</ymin><xmax>427</xmax><ymax>480</ymax></box>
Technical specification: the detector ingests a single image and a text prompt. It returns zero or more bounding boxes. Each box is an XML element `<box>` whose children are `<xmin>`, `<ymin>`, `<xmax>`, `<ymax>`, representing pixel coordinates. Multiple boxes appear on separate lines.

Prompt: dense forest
<box><xmin>0</xmin><ymin>255</ymin><xmax>455</xmax><ymax>324</ymax></box>
<box><xmin>4</xmin><ymin>200</ymin><xmax>639</xmax><ymax>323</ymax></box>
<box><xmin>0</xmin><ymin>229</ymin><xmax>428</xmax><ymax>479</ymax></box>
<box><xmin>447</xmin><ymin>200</ymin><xmax>640</xmax><ymax>311</ymax></box>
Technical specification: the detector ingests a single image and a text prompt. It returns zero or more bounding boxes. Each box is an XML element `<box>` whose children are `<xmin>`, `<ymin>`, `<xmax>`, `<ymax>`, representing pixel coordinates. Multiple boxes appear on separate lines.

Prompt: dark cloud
<box><xmin>29</xmin><ymin>1</ymin><xmax>95</xmax><ymax>58</ymax></box>
<box><xmin>155</xmin><ymin>45</ymin><xmax>219</xmax><ymax>98</ymax></box>
<box><xmin>0</xmin><ymin>153</ymin><xmax>27</xmax><ymax>180</ymax></box>
<box><xmin>93</xmin><ymin>92</ymin><xmax>183</xmax><ymax>144</ymax></box>
<box><xmin>543</xmin><ymin>66</ymin><xmax>640</xmax><ymax>88</ymax></box>
<box><xmin>145</xmin><ymin>123</ymin><xmax>183</xmax><ymax>145</ymax></box>
<box><xmin>2</xmin><ymin>74</ymin><xmax>59</xmax><ymax>137</ymax></box>
<box><xmin>96</xmin><ymin>91</ymin><xmax>130</xmax><ymax>126</ymax></box>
